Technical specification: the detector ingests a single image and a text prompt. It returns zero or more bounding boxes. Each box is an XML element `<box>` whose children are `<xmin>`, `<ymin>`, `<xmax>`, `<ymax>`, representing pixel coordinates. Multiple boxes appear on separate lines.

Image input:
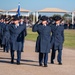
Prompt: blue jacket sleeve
<box><xmin>24</xmin><ymin>24</ymin><xmax>27</xmax><ymax>36</ymax></box>
<box><xmin>32</xmin><ymin>24</ymin><xmax>39</xmax><ymax>32</ymax></box>
<box><xmin>62</xmin><ymin>27</ymin><xmax>64</xmax><ymax>43</ymax></box>
<box><xmin>9</xmin><ymin>25</ymin><xmax>25</xmax><ymax>35</ymax></box>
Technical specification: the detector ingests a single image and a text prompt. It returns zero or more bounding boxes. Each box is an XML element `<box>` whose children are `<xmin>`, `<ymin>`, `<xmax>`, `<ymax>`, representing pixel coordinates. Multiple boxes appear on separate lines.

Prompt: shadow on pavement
<box><xmin>0</xmin><ymin>48</ymin><xmax>3</xmax><ymax>52</ymax></box>
<box><xmin>0</xmin><ymin>57</ymin><xmax>39</xmax><ymax>66</ymax></box>
<box><xmin>21</xmin><ymin>63</ymin><xmax>39</xmax><ymax>67</ymax></box>
<box><xmin>20</xmin><ymin>59</ymin><xmax>40</xmax><ymax>67</ymax></box>
<box><xmin>0</xmin><ymin>57</ymin><xmax>11</xmax><ymax>60</ymax></box>
<box><xmin>21</xmin><ymin>59</ymin><xmax>38</xmax><ymax>63</ymax></box>
<box><xmin>0</xmin><ymin>60</ymin><xmax>10</xmax><ymax>64</ymax></box>
<box><xmin>0</xmin><ymin>57</ymin><xmax>11</xmax><ymax>64</ymax></box>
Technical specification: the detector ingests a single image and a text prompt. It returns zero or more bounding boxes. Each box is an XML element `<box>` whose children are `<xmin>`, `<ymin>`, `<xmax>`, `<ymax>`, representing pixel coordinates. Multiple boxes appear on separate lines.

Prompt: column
<box><xmin>72</xmin><ymin>11</ymin><xmax>74</xmax><ymax>24</ymax></box>
<box><xmin>36</xmin><ymin>12</ymin><xmax>39</xmax><ymax>22</ymax></box>
<box><xmin>33</xmin><ymin>12</ymin><xmax>35</xmax><ymax>24</ymax></box>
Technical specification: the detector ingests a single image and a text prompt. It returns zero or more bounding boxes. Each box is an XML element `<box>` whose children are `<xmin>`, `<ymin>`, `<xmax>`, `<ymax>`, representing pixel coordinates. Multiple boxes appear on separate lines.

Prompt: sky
<box><xmin>0</xmin><ymin>0</ymin><xmax>75</xmax><ymax>12</ymax></box>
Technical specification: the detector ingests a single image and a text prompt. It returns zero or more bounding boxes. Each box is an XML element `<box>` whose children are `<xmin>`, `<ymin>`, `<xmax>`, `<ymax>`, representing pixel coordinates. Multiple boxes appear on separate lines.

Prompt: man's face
<box><xmin>5</xmin><ymin>21</ymin><xmax>9</xmax><ymax>24</ymax></box>
<box><xmin>20</xmin><ymin>19</ymin><xmax>24</xmax><ymax>22</ymax></box>
<box><xmin>1</xmin><ymin>19</ymin><xmax>4</xmax><ymax>22</ymax></box>
<box><xmin>56</xmin><ymin>20</ymin><xmax>61</xmax><ymax>24</ymax></box>
<box><xmin>14</xmin><ymin>20</ymin><xmax>19</xmax><ymax>24</ymax></box>
<box><xmin>42</xmin><ymin>20</ymin><xmax>47</xmax><ymax>25</ymax></box>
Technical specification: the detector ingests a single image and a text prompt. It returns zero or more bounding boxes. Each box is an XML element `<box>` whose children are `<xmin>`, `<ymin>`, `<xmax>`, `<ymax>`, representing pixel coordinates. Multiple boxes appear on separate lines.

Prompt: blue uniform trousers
<box><xmin>3</xmin><ymin>43</ymin><xmax>10</xmax><ymax>52</ymax></box>
<box><xmin>39</xmin><ymin>53</ymin><xmax>48</xmax><ymax>65</ymax></box>
<box><xmin>11</xmin><ymin>50</ymin><xmax>21</xmax><ymax>63</ymax></box>
<box><xmin>51</xmin><ymin>47</ymin><xmax>62</xmax><ymax>63</ymax></box>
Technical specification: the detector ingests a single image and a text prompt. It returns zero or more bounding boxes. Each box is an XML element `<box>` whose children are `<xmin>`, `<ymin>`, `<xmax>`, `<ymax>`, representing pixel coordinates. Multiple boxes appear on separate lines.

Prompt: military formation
<box><xmin>0</xmin><ymin>15</ymin><xmax>64</xmax><ymax>67</ymax></box>
<box><xmin>32</xmin><ymin>16</ymin><xmax>64</xmax><ymax>67</ymax></box>
<box><xmin>0</xmin><ymin>15</ymin><xmax>27</xmax><ymax>65</ymax></box>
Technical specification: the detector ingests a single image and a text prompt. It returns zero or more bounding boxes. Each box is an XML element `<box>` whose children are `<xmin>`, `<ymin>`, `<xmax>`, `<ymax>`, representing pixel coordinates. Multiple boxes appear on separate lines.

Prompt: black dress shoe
<box><xmin>21</xmin><ymin>50</ymin><xmax>24</xmax><ymax>52</ymax></box>
<box><xmin>17</xmin><ymin>62</ymin><xmax>20</xmax><ymax>65</ymax></box>
<box><xmin>39</xmin><ymin>63</ymin><xmax>43</xmax><ymax>66</ymax></box>
<box><xmin>11</xmin><ymin>60</ymin><xmax>14</xmax><ymax>64</ymax></box>
<box><xmin>51</xmin><ymin>61</ymin><xmax>54</xmax><ymax>64</ymax></box>
<box><xmin>44</xmin><ymin>64</ymin><xmax>48</xmax><ymax>67</ymax></box>
<box><xmin>3</xmin><ymin>50</ymin><xmax>5</xmax><ymax>52</ymax></box>
<box><xmin>1</xmin><ymin>45</ymin><xmax>3</xmax><ymax>48</ymax></box>
<box><xmin>58</xmin><ymin>62</ymin><xmax>62</xmax><ymax>65</ymax></box>
<box><xmin>6</xmin><ymin>51</ymin><xmax>9</xmax><ymax>53</ymax></box>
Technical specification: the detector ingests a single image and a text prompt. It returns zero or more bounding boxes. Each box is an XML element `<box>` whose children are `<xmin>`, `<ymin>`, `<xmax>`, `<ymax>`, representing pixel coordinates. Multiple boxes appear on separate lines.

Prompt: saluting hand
<box><xmin>35</xmin><ymin>20</ymin><xmax>42</xmax><ymax>25</ymax></box>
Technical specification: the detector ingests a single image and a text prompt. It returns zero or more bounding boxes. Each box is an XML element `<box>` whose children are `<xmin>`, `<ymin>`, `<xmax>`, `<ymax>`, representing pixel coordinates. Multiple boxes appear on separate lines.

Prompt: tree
<box><xmin>29</xmin><ymin>13</ymin><xmax>33</xmax><ymax>22</ymax></box>
<box><xmin>52</xmin><ymin>14</ymin><xmax>61</xmax><ymax>18</ymax></box>
<box><xmin>62</xmin><ymin>13</ymin><xmax>72</xmax><ymax>24</ymax></box>
<box><xmin>63</xmin><ymin>13</ymin><xmax>71</xmax><ymax>17</ymax></box>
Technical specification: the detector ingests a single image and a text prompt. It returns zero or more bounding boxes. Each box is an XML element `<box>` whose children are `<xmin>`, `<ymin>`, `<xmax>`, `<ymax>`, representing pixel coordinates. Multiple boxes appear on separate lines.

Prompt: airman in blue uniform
<box><xmin>73</xmin><ymin>23</ymin><xmax>75</xmax><ymax>29</ymax></box>
<box><xmin>32</xmin><ymin>16</ymin><xmax>51</xmax><ymax>67</ymax></box>
<box><xmin>50</xmin><ymin>16</ymin><xmax>64</xmax><ymax>65</ymax></box>
<box><xmin>0</xmin><ymin>18</ymin><xmax>2</xmax><ymax>47</ymax></box>
<box><xmin>0</xmin><ymin>16</ymin><xmax>6</xmax><ymax>48</ymax></box>
<box><xmin>2</xmin><ymin>18</ymin><xmax>10</xmax><ymax>52</ymax></box>
<box><xmin>9</xmin><ymin>16</ymin><xmax>27</xmax><ymax>65</ymax></box>
<box><xmin>19</xmin><ymin>16</ymin><xmax>27</xmax><ymax>52</ymax></box>
<box><xmin>69</xmin><ymin>23</ymin><xmax>73</xmax><ymax>29</ymax></box>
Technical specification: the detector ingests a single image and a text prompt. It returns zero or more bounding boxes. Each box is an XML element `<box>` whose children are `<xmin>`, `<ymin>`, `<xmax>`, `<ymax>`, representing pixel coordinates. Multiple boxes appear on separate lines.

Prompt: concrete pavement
<box><xmin>0</xmin><ymin>40</ymin><xmax>75</xmax><ymax>75</ymax></box>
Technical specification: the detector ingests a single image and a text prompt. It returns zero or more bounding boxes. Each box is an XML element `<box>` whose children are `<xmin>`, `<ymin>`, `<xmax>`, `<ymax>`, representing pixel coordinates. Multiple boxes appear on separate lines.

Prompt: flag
<box><xmin>16</xmin><ymin>3</ymin><xmax>20</xmax><ymax>17</ymax></box>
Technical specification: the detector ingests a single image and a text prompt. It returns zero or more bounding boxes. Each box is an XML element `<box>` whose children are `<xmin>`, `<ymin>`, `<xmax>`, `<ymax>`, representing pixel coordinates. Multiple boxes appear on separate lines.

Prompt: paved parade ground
<box><xmin>0</xmin><ymin>40</ymin><xmax>75</xmax><ymax>75</ymax></box>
